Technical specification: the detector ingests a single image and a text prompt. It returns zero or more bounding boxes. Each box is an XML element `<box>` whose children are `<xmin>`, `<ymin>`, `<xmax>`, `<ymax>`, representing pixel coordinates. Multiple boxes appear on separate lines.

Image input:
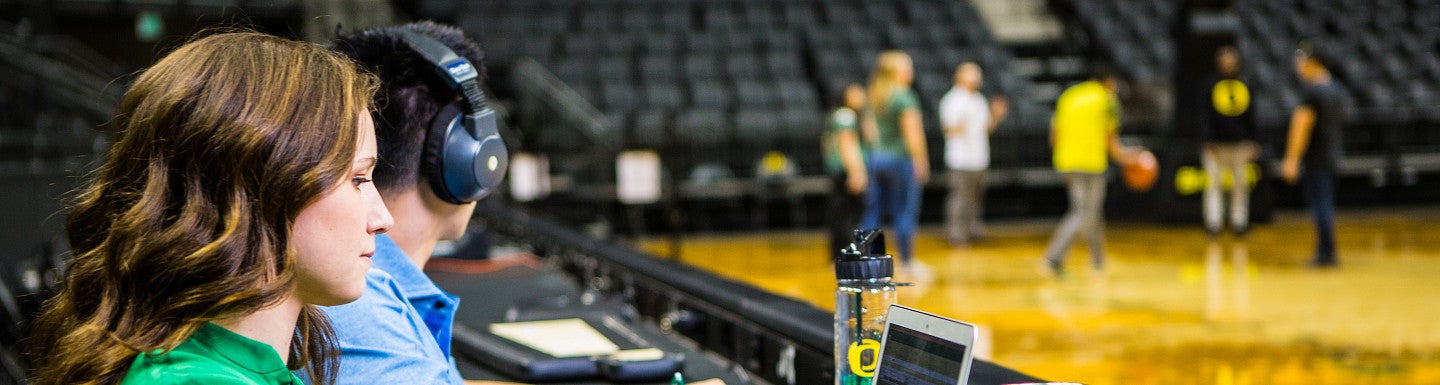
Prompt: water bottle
<box><xmin>834</xmin><ymin>229</ymin><xmax>899</xmax><ymax>385</ymax></box>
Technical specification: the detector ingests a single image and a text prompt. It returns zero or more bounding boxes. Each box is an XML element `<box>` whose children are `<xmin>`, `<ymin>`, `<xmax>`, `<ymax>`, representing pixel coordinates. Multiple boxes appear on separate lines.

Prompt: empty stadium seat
<box><xmin>639</xmin><ymin>55</ymin><xmax>679</xmax><ymax>83</ymax></box>
<box><xmin>734</xmin><ymin>109</ymin><xmax>781</xmax><ymax>148</ymax></box>
<box><xmin>642</xmin><ymin>33</ymin><xmax>682</xmax><ymax>54</ymax></box>
<box><xmin>764</xmin><ymin>30</ymin><xmax>803</xmax><ymax>53</ymax></box>
<box><xmin>659</xmin><ymin>7</ymin><xmax>690</xmax><ymax>31</ymax></box>
<box><xmin>689</xmin><ymin>81</ymin><xmax>732</xmax><ymax>109</ymax></box>
<box><xmin>740</xmin><ymin>4</ymin><xmax>778</xmax><ymax>29</ymax></box>
<box><xmin>734</xmin><ymin>80</ymin><xmax>778</xmax><ymax>107</ymax></box>
<box><xmin>781</xmin><ymin>3</ymin><xmax>818</xmax><ymax>29</ymax></box>
<box><xmin>601</xmin><ymin>82</ymin><xmax>641</xmax><ymax>113</ymax></box>
<box><xmin>775</xmin><ymin>80</ymin><xmax>819</xmax><ymax>109</ymax></box>
<box><xmin>621</xmin><ymin>7</ymin><xmax>659</xmax><ymax>32</ymax></box>
<box><xmin>644</xmin><ymin>82</ymin><xmax>687</xmax><ymax>110</ymax></box>
<box><xmin>675</xmin><ymin>108</ymin><xmax>732</xmax><ymax>147</ymax></box>
<box><xmin>765</xmin><ymin>51</ymin><xmax>804</xmax><ymax>80</ymax></box>
<box><xmin>631</xmin><ymin>109</ymin><xmax>669</xmax><ymax>149</ymax></box>
<box><xmin>683</xmin><ymin>55</ymin><xmax>723</xmax><ymax>82</ymax></box>
<box><xmin>724</xmin><ymin>53</ymin><xmax>763</xmax><ymax>81</ymax></box>
<box><xmin>596</xmin><ymin>56</ymin><xmax>632</xmax><ymax>83</ymax></box>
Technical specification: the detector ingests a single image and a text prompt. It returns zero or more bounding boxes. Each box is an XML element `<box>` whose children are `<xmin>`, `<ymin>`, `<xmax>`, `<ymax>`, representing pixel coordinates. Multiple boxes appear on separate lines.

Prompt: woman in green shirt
<box><xmin>28</xmin><ymin>31</ymin><xmax>392</xmax><ymax>385</ymax></box>
<box><xmin>859</xmin><ymin>51</ymin><xmax>930</xmax><ymax>274</ymax></box>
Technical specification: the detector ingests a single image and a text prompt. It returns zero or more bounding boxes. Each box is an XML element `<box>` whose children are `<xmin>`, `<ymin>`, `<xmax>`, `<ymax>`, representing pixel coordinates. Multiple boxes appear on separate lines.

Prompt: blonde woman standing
<box><xmin>859</xmin><ymin>51</ymin><xmax>929</xmax><ymax>275</ymax></box>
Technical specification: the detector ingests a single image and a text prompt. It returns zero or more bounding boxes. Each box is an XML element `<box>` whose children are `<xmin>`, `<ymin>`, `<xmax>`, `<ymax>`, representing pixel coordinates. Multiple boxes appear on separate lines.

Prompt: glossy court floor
<box><xmin>636</xmin><ymin>206</ymin><xmax>1440</xmax><ymax>385</ymax></box>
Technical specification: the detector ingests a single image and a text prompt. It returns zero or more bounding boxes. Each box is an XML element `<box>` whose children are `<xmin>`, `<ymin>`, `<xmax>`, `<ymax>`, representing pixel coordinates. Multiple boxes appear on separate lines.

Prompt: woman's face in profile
<box><xmin>291</xmin><ymin>112</ymin><xmax>394</xmax><ymax>306</ymax></box>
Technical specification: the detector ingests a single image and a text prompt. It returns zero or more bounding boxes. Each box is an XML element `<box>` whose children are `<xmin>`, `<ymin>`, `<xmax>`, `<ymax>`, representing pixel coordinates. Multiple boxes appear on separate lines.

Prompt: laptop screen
<box><xmin>874</xmin><ymin>324</ymin><xmax>968</xmax><ymax>385</ymax></box>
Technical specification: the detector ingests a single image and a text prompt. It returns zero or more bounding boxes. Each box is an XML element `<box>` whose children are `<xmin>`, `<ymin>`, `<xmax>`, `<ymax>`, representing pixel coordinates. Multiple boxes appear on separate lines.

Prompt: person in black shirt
<box><xmin>1282</xmin><ymin>42</ymin><xmax>1346</xmax><ymax>268</ymax></box>
<box><xmin>1201</xmin><ymin>46</ymin><xmax>1259</xmax><ymax>236</ymax></box>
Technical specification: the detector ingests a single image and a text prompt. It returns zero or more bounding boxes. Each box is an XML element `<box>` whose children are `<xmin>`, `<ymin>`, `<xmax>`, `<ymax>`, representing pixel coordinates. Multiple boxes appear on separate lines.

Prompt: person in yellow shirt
<box><xmin>1043</xmin><ymin>67</ymin><xmax>1142</xmax><ymax>276</ymax></box>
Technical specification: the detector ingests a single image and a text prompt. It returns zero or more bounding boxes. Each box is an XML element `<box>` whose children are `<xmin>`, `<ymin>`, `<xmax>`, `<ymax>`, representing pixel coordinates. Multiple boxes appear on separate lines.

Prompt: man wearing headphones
<box><xmin>322</xmin><ymin>22</ymin><xmax>510</xmax><ymax>384</ymax></box>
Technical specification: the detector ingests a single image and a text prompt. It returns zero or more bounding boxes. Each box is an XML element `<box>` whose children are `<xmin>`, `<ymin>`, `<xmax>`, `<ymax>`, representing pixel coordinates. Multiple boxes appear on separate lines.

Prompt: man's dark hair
<box><xmin>1089</xmin><ymin>62</ymin><xmax>1116</xmax><ymax>82</ymax></box>
<box><xmin>330</xmin><ymin>21</ymin><xmax>487</xmax><ymax>194</ymax></box>
<box><xmin>1295</xmin><ymin>40</ymin><xmax>1331</xmax><ymax>69</ymax></box>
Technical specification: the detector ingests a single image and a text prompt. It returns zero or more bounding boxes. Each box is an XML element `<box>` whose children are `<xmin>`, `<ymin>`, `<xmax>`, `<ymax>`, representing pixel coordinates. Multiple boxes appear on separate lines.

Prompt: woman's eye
<box><xmin>352</xmin><ymin>176</ymin><xmax>373</xmax><ymax>187</ymax></box>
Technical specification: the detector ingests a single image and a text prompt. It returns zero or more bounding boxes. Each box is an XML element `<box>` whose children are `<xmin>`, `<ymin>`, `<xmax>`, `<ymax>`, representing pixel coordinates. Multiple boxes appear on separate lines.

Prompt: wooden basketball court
<box><xmin>638</xmin><ymin>207</ymin><xmax>1440</xmax><ymax>385</ymax></box>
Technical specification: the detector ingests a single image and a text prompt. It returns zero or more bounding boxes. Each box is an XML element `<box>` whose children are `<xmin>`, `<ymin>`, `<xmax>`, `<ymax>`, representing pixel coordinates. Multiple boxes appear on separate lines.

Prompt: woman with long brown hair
<box><xmin>27</xmin><ymin>31</ymin><xmax>392</xmax><ymax>385</ymax></box>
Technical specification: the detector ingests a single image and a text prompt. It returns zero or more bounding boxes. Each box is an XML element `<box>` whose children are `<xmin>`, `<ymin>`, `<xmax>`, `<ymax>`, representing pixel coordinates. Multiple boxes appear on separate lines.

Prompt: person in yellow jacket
<box><xmin>1043</xmin><ymin>66</ymin><xmax>1142</xmax><ymax>276</ymax></box>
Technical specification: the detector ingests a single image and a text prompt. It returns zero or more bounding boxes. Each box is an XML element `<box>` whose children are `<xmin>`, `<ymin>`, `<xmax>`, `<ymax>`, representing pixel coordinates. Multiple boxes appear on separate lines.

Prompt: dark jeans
<box><xmin>860</xmin><ymin>152</ymin><xmax>921</xmax><ymax>263</ymax></box>
<box><xmin>1300</xmin><ymin>168</ymin><xmax>1337</xmax><ymax>263</ymax></box>
<box><xmin>827</xmin><ymin>171</ymin><xmax>865</xmax><ymax>259</ymax></box>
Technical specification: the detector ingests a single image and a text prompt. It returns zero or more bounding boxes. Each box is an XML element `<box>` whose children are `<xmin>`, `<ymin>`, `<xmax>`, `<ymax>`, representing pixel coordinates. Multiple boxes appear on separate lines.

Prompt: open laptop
<box><xmin>874</xmin><ymin>304</ymin><xmax>977</xmax><ymax>385</ymax></box>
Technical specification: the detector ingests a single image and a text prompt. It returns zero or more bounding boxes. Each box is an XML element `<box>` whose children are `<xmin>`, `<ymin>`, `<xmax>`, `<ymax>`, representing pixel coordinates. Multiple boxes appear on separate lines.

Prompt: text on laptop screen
<box><xmin>875</xmin><ymin>324</ymin><xmax>967</xmax><ymax>385</ymax></box>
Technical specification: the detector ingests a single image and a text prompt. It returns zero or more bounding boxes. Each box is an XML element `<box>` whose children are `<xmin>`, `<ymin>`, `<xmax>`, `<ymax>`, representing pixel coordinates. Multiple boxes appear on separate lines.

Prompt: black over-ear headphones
<box><xmin>395</xmin><ymin>29</ymin><xmax>508</xmax><ymax>204</ymax></box>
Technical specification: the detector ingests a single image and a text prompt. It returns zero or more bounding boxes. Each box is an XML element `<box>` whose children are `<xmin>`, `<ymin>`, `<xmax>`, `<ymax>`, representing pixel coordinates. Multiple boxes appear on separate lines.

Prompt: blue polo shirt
<box><xmin>313</xmin><ymin>234</ymin><xmax>463</xmax><ymax>384</ymax></box>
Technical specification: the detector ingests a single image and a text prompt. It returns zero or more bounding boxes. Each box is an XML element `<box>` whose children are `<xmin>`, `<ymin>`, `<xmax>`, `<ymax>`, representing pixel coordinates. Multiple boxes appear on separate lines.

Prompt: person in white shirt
<box><xmin>939</xmin><ymin>62</ymin><xmax>1007</xmax><ymax>245</ymax></box>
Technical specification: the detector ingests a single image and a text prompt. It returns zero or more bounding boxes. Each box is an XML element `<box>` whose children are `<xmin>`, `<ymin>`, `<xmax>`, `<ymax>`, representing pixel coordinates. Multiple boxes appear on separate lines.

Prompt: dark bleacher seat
<box><xmin>764</xmin><ymin>51</ymin><xmax>804</xmax><ymax>80</ymax></box>
<box><xmin>631</xmin><ymin>109</ymin><xmax>669</xmax><ymax>149</ymax></box>
<box><xmin>675</xmin><ymin>108</ymin><xmax>732</xmax><ymax>148</ymax></box>
<box><xmin>686</xmin><ymin>32</ymin><xmax>725</xmax><ymax>54</ymax></box>
<box><xmin>560</xmin><ymin>33</ymin><xmax>597</xmax><ymax>57</ymax></box>
<box><xmin>778</xmin><ymin>106</ymin><xmax>822</xmax><ymax>144</ymax></box>
<box><xmin>763</xmin><ymin>30</ymin><xmax>802</xmax><ymax>53</ymax></box>
<box><xmin>683</xmin><ymin>55</ymin><xmax>722</xmax><ymax>82</ymax></box>
<box><xmin>659</xmin><ymin>7</ymin><xmax>693</xmax><ymax>32</ymax></box>
<box><xmin>821</xmin><ymin>3</ymin><xmax>861</xmax><ymax>26</ymax></box>
<box><xmin>597</xmin><ymin>33</ymin><xmax>637</xmax><ymax>57</ymax></box>
<box><xmin>601</xmin><ymin>81</ymin><xmax>641</xmax><ymax>113</ymax></box>
<box><xmin>862</xmin><ymin>2</ymin><xmax>900</xmax><ymax>26</ymax></box>
<box><xmin>514</xmin><ymin>34</ymin><xmax>556</xmax><ymax>62</ymax></box>
<box><xmin>916</xmin><ymin>80</ymin><xmax>951</xmax><ymax>111</ymax></box>
<box><xmin>724</xmin><ymin>29</ymin><xmax>762</xmax><ymax>52</ymax></box>
<box><xmin>804</xmin><ymin>26</ymin><xmax>846</xmax><ymax>51</ymax></box>
<box><xmin>924</xmin><ymin>23</ymin><xmax>962</xmax><ymax>49</ymax></box>
<box><xmin>742</xmin><ymin>4</ymin><xmax>779</xmax><ymax>30</ymax></box>
<box><xmin>885</xmin><ymin>25</ymin><xmax>925</xmax><ymax>50</ymax></box>
<box><xmin>815</xmin><ymin>50</ymin><xmax>861</xmax><ymax>80</ymax></box>
<box><xmin>775</xmin><ymin>80</ymin><xmax>819</xmax><ymax>110</ymax></box>
<box><xmin>552</xmin><ymin>57</ymin><xmax>589</xmax><ymax>86</ymax></box>
<box><xmin>644</xmin><ymin>82</ymin><xmax>687</xmax><ymax>110</ymax></box>
<box><xmin>642</xmin><ymin>33</ymin><xmax>682</xmax><ymax>55</ymax></box>
<box><xmin>903</xmin><ymin>2</ymin><xmax>945</xmax><ymax>25</ymax></box>
<box><xmin>779</xmin><ymin>107</ymin><xmax>824</xmax><ymax>173</ymax></box>
<box><xmin>580</xmin><ymin>8</ymin><xmax>616</xmax><ymax>32</ymax></box>
<box><xmin>596</xmin><ymin>56</ymin><xmax>632</xmax><ymax>83</ymax></box>
<box><xmin>734</xmin><ymin>109</ymin><xmax>781</xmax><ymax>149</ymax></box>
<box><xmin>640</xmin><ymin>54</ymin><xmax>679</xmax><ymax>84</ymax></box>
<box><xmin>782</xmin><ymin>3</ymin><xmax>818</xmax><ymax>29</ymax></box>
<box><xmin>734</xmin><ymin>80</ymin><xmax>779</xmax><ymax>107</ymax></box>
<box><xmin>689</xmin><ymin>81</ymin><xmax>732</xmax><ymax>109</ymax></box>
<box><xmin>724</xmin><ymin>53</ymin><xmax>763</xmax><ymax>81</ymax></box>
<box><xmin>908</xmin><ymin>47</ymin><xmax>942</xmax><ymax>77</ymax></box>
<box><xmin>846</xmin><ymin>26</ymin><xmax>883</xmax><ymax>51</ymax></box>
<box><xmin>622</xmin><ymin>7</ymin><xmax>659</xmax><ymax>32</ymax></box>
<box><xmin>704</xmin><ymin>7</ymin><xmax>740</xmax><ymax>31</ymax></box>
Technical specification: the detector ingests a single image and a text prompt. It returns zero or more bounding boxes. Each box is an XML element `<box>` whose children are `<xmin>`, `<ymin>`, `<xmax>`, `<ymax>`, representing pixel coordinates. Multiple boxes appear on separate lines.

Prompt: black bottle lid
<box><xmin>835</xmin><ymin>229</ymin><xmax>894</xmax><ymax>281</ymax></box>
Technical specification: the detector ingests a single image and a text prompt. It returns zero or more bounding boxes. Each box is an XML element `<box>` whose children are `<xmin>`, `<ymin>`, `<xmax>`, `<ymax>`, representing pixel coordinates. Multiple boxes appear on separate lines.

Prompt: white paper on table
<box><xmin>616</xmin><ymin>150</ymin><xmax>662</xmax><ymax>204</ymax></box>
<box><xmin>509</xmin><ymin>153</ymin><xmax>549</xmax><ymax>202</ymax></box>
<box><xmin>488</xmin><ymin>318</ymin><xmax>620</xmax><ymax>358</ymax></box>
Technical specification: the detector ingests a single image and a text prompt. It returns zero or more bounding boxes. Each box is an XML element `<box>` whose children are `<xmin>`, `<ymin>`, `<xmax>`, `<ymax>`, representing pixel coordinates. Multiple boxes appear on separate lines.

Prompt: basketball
<box><xmin>1124</xmin><ymin>149</ymin><xmax>1159</xmax><ymax>192</ymax></box>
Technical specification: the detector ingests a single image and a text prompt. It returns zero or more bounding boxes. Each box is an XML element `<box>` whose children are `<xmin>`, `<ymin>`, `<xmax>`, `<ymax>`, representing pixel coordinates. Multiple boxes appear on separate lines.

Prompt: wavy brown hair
<box><xmin>27</xmin><ymin>31</ymin><xmax>377</xmax><ymax>385</ymax></box>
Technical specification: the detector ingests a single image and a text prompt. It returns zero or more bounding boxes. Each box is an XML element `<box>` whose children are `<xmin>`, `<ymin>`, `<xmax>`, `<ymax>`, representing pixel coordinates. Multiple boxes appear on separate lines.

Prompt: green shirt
<box><xmin>824</xmin><ymin>107</ymin><xmax>859</xmax><ymax>174</ymax></box>
<box><xmin>868</xmin><ymin>88</ymin><xmax>920</xmax><ymax>157</ymax></box>
<box><xmin>121</xmin><ymin>322</ymin><xmax>303</xmax><ymax>385</ymax></box>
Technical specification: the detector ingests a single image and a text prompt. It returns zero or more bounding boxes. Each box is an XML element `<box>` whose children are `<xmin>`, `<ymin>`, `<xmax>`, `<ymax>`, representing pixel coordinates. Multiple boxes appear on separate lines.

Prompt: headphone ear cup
<box><xmin>422</xmin><ymin>103</ymin><xmax>466</xmax><ymax>204</ymax></box>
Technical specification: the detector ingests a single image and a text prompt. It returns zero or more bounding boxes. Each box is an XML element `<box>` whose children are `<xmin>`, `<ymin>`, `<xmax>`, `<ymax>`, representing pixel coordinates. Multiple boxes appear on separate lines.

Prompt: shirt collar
<box><xmin>191</xmin><ymin>322</ymin><xmax>293</xmax><ymax>378</ymax></box>
<box><xmin>371</xmin><ymin>234</ymin><xmax>446</xmax><ymax>300</ymax></box>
